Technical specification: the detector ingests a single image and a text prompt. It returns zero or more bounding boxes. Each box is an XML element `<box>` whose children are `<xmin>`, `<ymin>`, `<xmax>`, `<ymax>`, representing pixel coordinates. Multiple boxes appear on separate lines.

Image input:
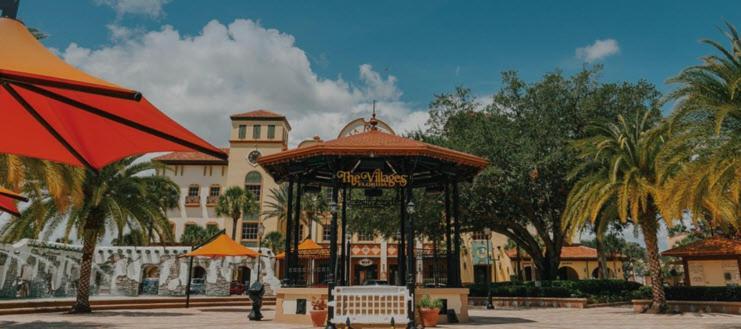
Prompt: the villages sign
<box><xmin>337</xmin><ymin>169</ymin><xmax>408</xmax><ymax>188</ymax></box>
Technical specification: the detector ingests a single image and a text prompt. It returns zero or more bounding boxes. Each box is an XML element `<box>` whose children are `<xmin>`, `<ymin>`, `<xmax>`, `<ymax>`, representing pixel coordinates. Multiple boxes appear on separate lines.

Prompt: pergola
<box><xmin>258</xmin><ymin>114</ymin><xmax>487</xmax><ymax>328</ymax></box>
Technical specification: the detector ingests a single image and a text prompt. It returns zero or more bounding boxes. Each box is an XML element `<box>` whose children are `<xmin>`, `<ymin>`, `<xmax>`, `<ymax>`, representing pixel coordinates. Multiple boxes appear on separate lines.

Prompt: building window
<box><xmin>238</xmin><ymin>125</ymin><xmax>246</xmax><ymax>139</ymax></box>
<box><xmin>242</xmin><ymin>222</ymin><xmax>258</xmax><ymax>240</ymax></box>
<box><xmin>207</xmin><ymin>186</ymin><xmax>221</xmax><ymax>204</ymax></box>
<box><xmin>322</xmin><ymin>224</ymin><xmax>332</xmax><ymax>241</ymax></box>
<box><xmin>186</xmin><ymin>185</ymin><xmax>200</xmax><ymax>205</ymax></box>
<box><xmin>253</xmin><ymin>125</ymin><xmax>261</xmax><ymax>139</ymax></box>
<box><xmin>267</xmin><ymin>125</ymin><xmax>276</xmax><ymax>139</ymax></box>
<box><xmin>245</xmin><ymin>171</ymin><xmax>262</xmax><ymax>201</ymax></box>
<box><xmin>357</xmin><ymin>231</ymin><xmax>374</xmax><ymax>241</ymax></box>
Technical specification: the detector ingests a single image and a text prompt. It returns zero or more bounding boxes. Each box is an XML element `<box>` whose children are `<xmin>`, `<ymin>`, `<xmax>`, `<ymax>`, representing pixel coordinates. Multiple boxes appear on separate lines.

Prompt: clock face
<box><xmin>247</xmin><ymin>150</ymin><xmax>261</xmax><ymax>165</ymax></box>
<box><xmin>339</xmin><ymin>119</ymin><xmax>395</xmax><ymax>138</ymax></box>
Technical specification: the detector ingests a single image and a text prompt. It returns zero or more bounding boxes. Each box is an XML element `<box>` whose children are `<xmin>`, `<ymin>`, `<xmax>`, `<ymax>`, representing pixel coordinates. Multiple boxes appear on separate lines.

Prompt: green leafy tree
<box><xmin>2</xmin><ymin>157</ymin><xmax>178</xmax><ymax>313</ymax></box>
<box><xmin>659</xmin><ymin>22</ymin><xmax>740</xmax><ymax>228</ymax></box>
<box><xmin>112</xmin><ymin>229</ymin><xmax>147</xmax><ymax>246</ymax></box>
<box><xmin>216</xmin><ymin>186</ymin><xmax>258</xmax><ymax>240</ymax></box>
<box><xmin>180</xmin><ymin>224</ymin><xmax>221</xmax><ymax>246</ymax></box>
<box><xmin>563</xmin><ymin>110</ymin><xmax>668</xmax><ymax>312</ymax></box>
<box><xmin>421</xmin><ymin>68</ymin><xmax>661</xmax><ymax>280</ymax></box>
<box><xmin>262</xmin><ymin>184</ymin><xmax>328</xmax><ymax>239</ymax></box>
<box><xmin>262</xmin><ymin>231</ymin><xmax>285</xmax><ymax>253</ymax></box>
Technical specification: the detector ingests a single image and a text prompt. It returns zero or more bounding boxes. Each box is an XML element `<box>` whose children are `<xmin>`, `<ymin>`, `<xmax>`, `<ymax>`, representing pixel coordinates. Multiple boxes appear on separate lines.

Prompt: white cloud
<box><xmin>575</xmin><ymin>39</ymin><xmax>619</xmax><ymax>62</ymax></box>
<box><xmin>95</xmin><ymin>0</ymin><xmax>171</xmax><ymax>18</ymax></box>
<box><xmin>62</xmin><ymin>19</ymin><xmax>427</xmax><ymax>146</ymax></box>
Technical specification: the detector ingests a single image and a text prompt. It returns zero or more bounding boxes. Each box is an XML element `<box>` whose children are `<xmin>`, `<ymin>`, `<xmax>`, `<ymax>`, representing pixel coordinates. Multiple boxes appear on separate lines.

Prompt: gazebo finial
<box><xmin>369</xmin><ymin>100</ymin><xmax>378</xmax><ymax>130</ymax></box>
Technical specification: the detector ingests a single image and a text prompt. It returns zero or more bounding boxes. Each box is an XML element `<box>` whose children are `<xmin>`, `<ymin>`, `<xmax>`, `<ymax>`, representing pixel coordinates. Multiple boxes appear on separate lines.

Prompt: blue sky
<box><xmin>11</xmin><ymin>0</ymin><xmax>732</xmax><ymax>248</ymax></box>
<box><xmin>21</xmin><ymin>0</ymin><xmax>739</xmax><ymax>108</ymax></box>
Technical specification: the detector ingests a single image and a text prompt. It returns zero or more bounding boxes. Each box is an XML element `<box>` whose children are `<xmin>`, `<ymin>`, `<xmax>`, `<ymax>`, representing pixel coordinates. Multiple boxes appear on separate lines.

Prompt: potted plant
<box><xmin>417</xmin><ymin>295</ymin><xmax>443</xmax><ymax>327</ymax></box>
<box><xmin>310</xmin><ymin>296</ymin><xmax>328</xmax><ymax>327</ymax></box>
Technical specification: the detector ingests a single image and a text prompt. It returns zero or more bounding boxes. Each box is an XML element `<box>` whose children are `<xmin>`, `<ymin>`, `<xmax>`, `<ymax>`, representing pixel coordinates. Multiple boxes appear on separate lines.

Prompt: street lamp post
<box><xmin>248</xmin><ymin>222</ymin><xmax>266</xmax><ymax>321</ymax></box>
<box><xmin>345</xmin><ymin>232</ymin><xmax>352</xmax><ymax>284</ymax></box>
<box><xmin>484</xmin><ymin>228</ymin><xmax>494</xmax><ymax>310</ymax></box>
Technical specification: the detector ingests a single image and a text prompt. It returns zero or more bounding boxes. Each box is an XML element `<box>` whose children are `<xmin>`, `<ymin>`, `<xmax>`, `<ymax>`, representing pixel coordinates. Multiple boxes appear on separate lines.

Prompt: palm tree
<box><xmin>180</xmin><ymin>224</ymin><xmax>221</xmax><ymax>246</ymax></box>
<box><xmin>215</xmin><ymin>186</ymin><xmax>258</xmax><ymax>240</ymax></box>
<box><xmin>262</xmin><ymin>184</ymin><xmax>328</xmax><ymax>238</ymax></box>
<box><xmin>261</xmin><ymin>231</ymin><xmax>285</xmax><ymax>253</ymax></box>
<box><xmin>659</xmin><ymin>22</ymin><xmax>740</xmax><ymax>228</ymax></box>
<box><xmin>0</xmin><ymin>154</ymin><xmax>83</xmax><ymax>211</ymax></box>
<box><xmin>563</xmin><ymin>110</ymin><xmax>669</xmax><ymax>312</ymax></box>
<box><xmin>1</xmin><ymin>156</ymin><xmax>179</xmax><ymax>313</ymax></box>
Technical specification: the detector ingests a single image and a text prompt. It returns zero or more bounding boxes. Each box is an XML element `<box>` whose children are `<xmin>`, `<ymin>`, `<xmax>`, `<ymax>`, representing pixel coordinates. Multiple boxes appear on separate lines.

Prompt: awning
<box><xmin>182</xmin><ymin>234</ymin><xmax>258</xmax><ymax>258</ymax></box>
<box><xmin>276</xmin><ymin>239</ymin><xmax>329</xmax><ymax>260</ymax></box>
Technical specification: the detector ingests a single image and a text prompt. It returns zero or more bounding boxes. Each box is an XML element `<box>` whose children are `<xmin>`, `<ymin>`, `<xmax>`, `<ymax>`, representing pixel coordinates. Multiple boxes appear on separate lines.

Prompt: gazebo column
<box><xmin>453</xmin><ymin>181</ymin><xmax>462</xmax><ymax>287</ymax></box>
<box><xmin>404</xmin><ymin>186</ymin><xmax>416</xmax><ymax>329</ymax></box>
<box><xmin>292</xmin><ymin>178</ymin><xmax>303</xmax><ymax>286</ymax></box>
<box><xmin>339</xmin><ymin>187</ymin><xmax>348</xmax><ymax>285</ymax></box>
<box><xmin>283</xmin><ymin>178</ymin><xmax>294</xmax><ymax>286</ymax></box>
<box><xmin>326</xmin><ymin>183</ymin><xmax>340</xmax><ymax>329</ymax></box>
<box><xmin>398</xmin><ymin>187</ymin><xmax>406</xmax><ymax>286</ymax></box>
<box><xmin>444</xmin><ymin>182</ymin><xmax>453</xmax><ymax>287</ymax></box>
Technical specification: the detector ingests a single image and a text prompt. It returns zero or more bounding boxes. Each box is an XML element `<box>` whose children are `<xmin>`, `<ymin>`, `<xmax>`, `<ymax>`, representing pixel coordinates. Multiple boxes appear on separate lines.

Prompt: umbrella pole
<box><xmin>185</xmin><ymin>256</ymin><xmax>193</xmax><ymax>308</ymax></box>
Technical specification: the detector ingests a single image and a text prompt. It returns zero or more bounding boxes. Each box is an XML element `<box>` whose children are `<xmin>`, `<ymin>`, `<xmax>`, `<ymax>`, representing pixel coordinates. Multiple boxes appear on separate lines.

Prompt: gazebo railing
<box><xmin>330</xmin><ymin>286</ymin><xmax>411</xmax><ymax>324</ymax></box>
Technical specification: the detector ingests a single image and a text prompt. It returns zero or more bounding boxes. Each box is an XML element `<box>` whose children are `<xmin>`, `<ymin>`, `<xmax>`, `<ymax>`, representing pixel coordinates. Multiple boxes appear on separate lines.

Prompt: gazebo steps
<box><xmin>0</xmin><ymin>296</ymin><xmax>276</xmax><ymax>315</ymax></box>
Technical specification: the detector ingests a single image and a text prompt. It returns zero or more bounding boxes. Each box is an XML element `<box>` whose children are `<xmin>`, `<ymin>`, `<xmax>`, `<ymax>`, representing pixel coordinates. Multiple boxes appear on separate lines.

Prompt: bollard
<box><xmin>247</xmin><ymin>281</ymin><xmax>265</xmax><ymax>321</ymax></box>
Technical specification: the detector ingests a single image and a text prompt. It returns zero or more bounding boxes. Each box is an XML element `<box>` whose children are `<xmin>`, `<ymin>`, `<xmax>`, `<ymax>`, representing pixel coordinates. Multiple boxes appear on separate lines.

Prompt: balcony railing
<box><xmin>185</xmin><ymin>195</ymin><xmax>201</xmax><ymax>206</ymax></box>
<box><xmin>206</xmin><ymin>195</ymin><xmax>219</xmax><ymax>205</ymax></box>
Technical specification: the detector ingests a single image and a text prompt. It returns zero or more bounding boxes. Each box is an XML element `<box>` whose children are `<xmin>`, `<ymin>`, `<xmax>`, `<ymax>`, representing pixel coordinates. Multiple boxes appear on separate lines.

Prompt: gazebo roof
<box><xmin>258</xmin><ymin>119</ymin><xmax>488</xmax><ymax>187</ymax></box>
<box><xmin>661</xmin><ymin>237</ymin><xmax>741</xmax><ymax>258</ymax></box>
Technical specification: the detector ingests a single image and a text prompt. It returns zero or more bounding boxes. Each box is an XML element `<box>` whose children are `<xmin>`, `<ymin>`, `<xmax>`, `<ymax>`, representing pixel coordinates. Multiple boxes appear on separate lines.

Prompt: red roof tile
<box><xmin>230</xmin><ymin>109</ymin><xmax>286</xmax><ymax>119</ymax></box>
<box><xmin>506</xmin><ymin>245</ymin><xmax>625</xmax><ymax>260</ymax></box>
<box><xmin>153</xmin><ymin>148</ymin><xmax>229</xmax><ymax>164</ymax></box>
<box><xmin>258</xmin><ymin>129</ymin><xmax>488</xmax><ymax>169</ymax></box>
<box><xmin>662</xmin><ymin>237</ymin><xmax>741</xmax><ymax>258</ymax></box>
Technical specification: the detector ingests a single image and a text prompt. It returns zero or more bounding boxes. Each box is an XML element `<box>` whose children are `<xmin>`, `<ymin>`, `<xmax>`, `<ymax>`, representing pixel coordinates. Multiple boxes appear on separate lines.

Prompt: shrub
<box><xmin>664</xmin><ymin>286</ymin><xmax>741</xmax><ymax>302</ymax></box>
<box><xmin>417</xmin><ymin>294</ymin><xmax>443</xmax><ymax>309</ymax></box>
<box><xmin>465</xmin><ymin>279</ymin><xmax>642</xmax><ymax>302</ymax></box>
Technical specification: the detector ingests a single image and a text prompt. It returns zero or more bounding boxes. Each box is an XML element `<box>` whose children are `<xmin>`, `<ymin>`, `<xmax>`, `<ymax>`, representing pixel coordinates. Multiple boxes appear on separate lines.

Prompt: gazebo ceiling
<box><xmin>258</xmin><ymin>126</ymin><xmax>488</xmax><ymax>187</ymax></box>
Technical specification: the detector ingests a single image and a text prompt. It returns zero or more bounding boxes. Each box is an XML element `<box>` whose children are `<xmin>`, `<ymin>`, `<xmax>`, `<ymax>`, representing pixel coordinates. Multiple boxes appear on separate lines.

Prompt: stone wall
<box><xmin>0</xmin><ymin>239</ymin><xmax>279</xmax><ymax>299</ymax></box>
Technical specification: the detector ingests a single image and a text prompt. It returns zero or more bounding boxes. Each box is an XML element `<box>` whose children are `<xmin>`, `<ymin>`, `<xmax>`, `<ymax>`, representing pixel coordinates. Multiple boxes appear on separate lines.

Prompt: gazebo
<box><xmin>258</xmin><ymin>114</ymin><xmax>487</xmax><ymax>328</ymax></box>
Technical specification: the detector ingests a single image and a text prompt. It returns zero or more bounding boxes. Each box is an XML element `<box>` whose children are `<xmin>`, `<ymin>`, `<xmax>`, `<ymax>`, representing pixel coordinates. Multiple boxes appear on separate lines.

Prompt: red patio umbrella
<box><xmin>0</xmin><ymin>187</ymin><xmax>27</xmax><ymax>217</ymax></box>
<box><xmin>0</xmin><ymin>14</ymin><xmax>226</xmax><ymax>170</ymax></box>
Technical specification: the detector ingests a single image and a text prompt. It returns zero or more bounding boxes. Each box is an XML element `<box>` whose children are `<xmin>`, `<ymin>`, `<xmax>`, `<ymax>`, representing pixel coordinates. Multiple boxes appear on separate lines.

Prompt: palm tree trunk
<box><xmin>70</xmin><ymin>220</ymin><xmax>99</xmax><ymax>313</ymax></box>
<box><xmin>596</xmin><ymin>234</ymin><xmax>608</xmax><ymax>279</ymax></box>
<box><xmin>232</xmin><ymin>216</ymin><xmax>239</xmax><ymax>240</ymax></box>
<box><xmin>639</xmin><ymin>207</ymin><xmax>666</xmax><ymax>313</ymax></box>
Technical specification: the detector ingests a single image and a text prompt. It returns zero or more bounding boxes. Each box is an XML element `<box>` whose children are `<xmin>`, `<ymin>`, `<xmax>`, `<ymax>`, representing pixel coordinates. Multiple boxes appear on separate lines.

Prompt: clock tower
<box><xmin>225</xmin><ymin>109</ymin><xmax>291</xmax><ymax>245</ymax></box>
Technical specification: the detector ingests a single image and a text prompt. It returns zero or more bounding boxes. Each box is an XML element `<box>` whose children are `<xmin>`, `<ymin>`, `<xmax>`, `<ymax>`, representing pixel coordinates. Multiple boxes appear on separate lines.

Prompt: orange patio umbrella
<box><xmin>0</xmin><ymin>187</ymin><xmax>27</xmax><ymax>217</ymax></box>
<box><xmin>182</xmin><ymin>233</ymin><xmax>258</xmax><ymax>258</ymax></box>
<box><xmin>275</xmin><ymin>239</ymin><xmax>328</xmax><ymax>260</ymax></box>
<box><xmin>0</xmin><ymin>13</ymin><xmax>226</xmax><ymax>170</ymax></box>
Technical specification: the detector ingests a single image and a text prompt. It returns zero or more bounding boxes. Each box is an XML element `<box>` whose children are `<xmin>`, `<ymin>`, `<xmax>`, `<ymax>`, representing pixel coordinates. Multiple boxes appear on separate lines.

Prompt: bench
<box><xmin>330</xmin><ymin>286</ymin><xmax>411</xmax><ymax>325</ymax></box>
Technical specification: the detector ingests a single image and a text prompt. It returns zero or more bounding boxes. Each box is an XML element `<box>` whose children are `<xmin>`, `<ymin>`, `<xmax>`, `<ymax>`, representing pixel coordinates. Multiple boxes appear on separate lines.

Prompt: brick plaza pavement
<box><xmin>0</xmin><ymin>306</ymin><xmax>738</xmax><ymax>329</ymax></box>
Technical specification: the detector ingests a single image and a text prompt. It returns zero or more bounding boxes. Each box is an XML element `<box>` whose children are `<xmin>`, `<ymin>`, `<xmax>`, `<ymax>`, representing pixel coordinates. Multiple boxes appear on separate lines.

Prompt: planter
<box><xmin>419</xmin><ymin>308</ymin><xmax>441</xmax><ymax>327</ymax></box>
<box><xmin>632</xmin><ymin>299</ymin><xmax>741</xmax><ymax>315</ymax></box>
<box><xmin>310</xmin><ymin>310</ymin><xmax>327</xmax><ymax>327</ymax></box>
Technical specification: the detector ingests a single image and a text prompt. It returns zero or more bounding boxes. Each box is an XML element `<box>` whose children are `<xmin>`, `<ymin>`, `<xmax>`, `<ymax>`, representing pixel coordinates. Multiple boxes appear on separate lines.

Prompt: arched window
<box><xmin>244</xmin><ymin>171</ymin><xmax>262</xmax><ymax>221</ymax></box>
<box><xmin>244</xmin><ymin>171</ymin><xmax>262</xmax><ymax>201</ymax></box>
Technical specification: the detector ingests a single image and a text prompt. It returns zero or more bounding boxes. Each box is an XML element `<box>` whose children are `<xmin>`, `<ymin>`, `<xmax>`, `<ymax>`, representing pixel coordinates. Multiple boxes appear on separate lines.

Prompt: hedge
<box><xmin>466</xmin><ymin>280</ymin><xmax>643</xmax><ymax>303</ymax></box>
<box><xmin>632</xmin><ymin>286</ymin><xmax>741</xmax><ymax>302</ymax></box>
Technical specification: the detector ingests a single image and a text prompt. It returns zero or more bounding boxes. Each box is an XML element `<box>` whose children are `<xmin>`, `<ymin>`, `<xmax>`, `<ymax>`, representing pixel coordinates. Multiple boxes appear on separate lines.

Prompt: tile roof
<box><xmin>153</xmin><ymin>148</ymin><xmax>229</xmax><ymax>164</ymax></box>
<box><xmin>506</xmin><ymin>245</ymin><xmax>626</xmax><ymax>260</ymax></box>
<box><xmin>661</xmin><ymin>237</ymin><xmax>741</xmax><ymax>258</ymax></box>
<box><xmin>230</xmin><ymin>109</ymin><xmax>286</xmax><ymax>119</ymax></box>
<box><xmin>258</xmin><ymin>129</ymin><xmax>488</xmax><ymax>169</ymax></box>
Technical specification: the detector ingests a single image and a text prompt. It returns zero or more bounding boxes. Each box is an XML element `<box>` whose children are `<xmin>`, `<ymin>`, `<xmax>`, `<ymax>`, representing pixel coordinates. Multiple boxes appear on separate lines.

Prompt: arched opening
<box><xmin>140</xmin><ymin>265</ymin><xmax>160</xmax><ymax>295</ymax></box>
<box><xmin>190</xmin><ymin>265</ymin><xmax>207</xmax><ymax>295</ymax></box>
<box><xmin>557</xmin><ymin>266</ymin><xmax>580</xmax><ymax>280</ymax></box>
<box><xmin>231</xmin><ymin>266</ymin><xmax>251</xmax><ymax>295</ymax></box>
<box><xmin>523</xmin><ymin>266</ymin><xmax>533</xmax><ymax>281</ymax></box>
<box><xmin>591</xmin><ymin>266</ymin><xmax>615</xmax><ymax>279</ymax></box>
<box><xmin>244</xmin><ymin>171</ymin><xmax>262</xmax><ymax>203</ymax></box>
